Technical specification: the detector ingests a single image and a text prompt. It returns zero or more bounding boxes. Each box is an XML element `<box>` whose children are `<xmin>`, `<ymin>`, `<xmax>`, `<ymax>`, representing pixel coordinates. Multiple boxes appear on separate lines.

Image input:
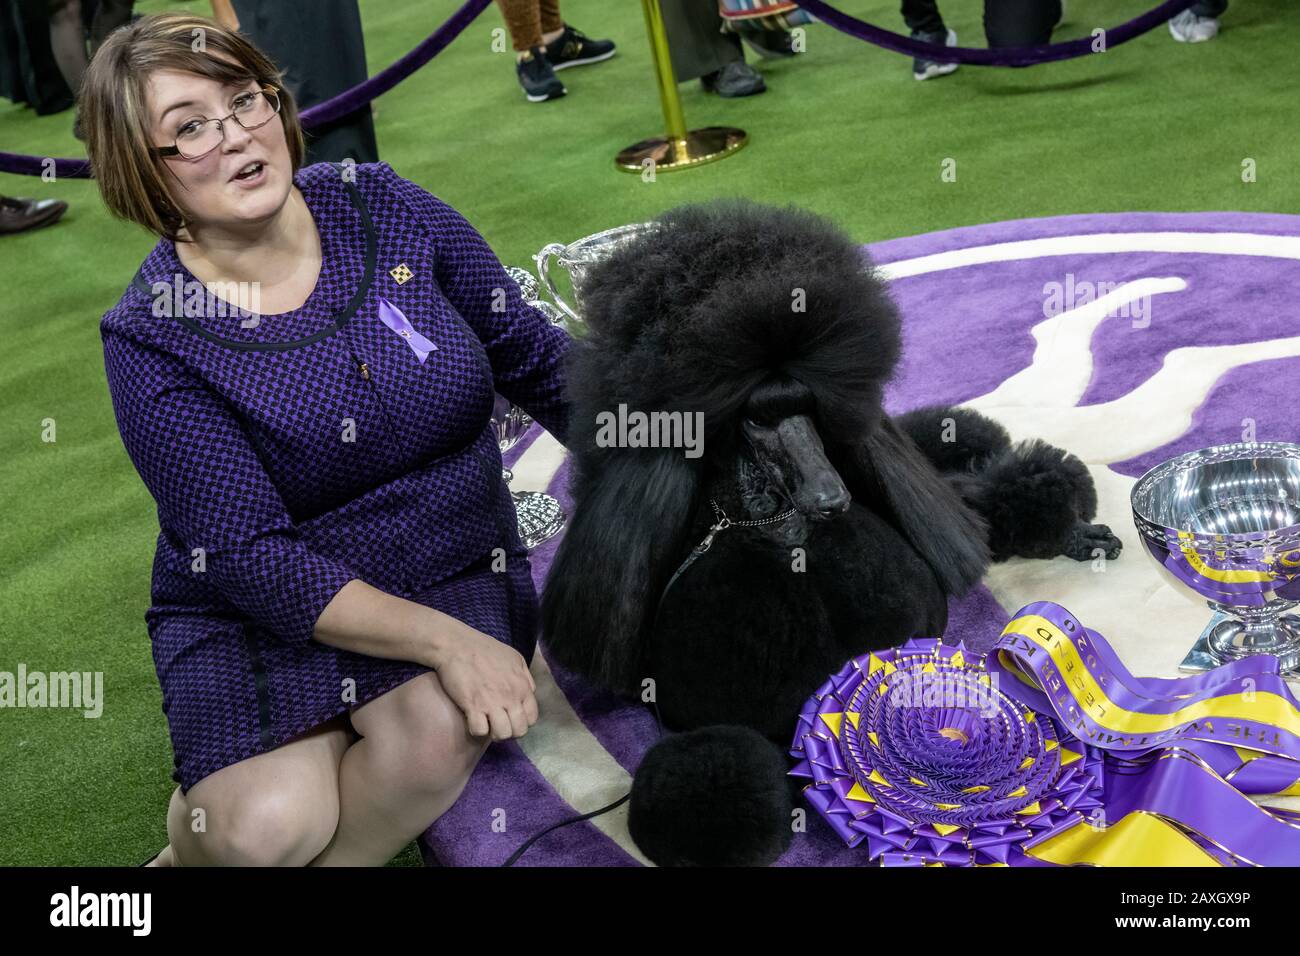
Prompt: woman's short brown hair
<box><xmin>80</xmin><ymin>13</ymin><xmax>305</xmax><ymax>241</ymax></box>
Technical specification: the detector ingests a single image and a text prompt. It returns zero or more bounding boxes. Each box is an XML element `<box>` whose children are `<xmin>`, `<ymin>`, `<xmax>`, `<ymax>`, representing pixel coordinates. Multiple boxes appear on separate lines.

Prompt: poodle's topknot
<box><xmin>567</xmin><ymin>199</ymin><xmax>903</xmax><ymax>451</ymax></box>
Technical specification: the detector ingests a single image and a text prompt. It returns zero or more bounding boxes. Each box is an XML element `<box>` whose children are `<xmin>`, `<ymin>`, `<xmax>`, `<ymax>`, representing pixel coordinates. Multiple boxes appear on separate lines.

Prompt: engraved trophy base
<box><xmin>1180</xmin><ymin>609</ymin><xmax>1300</xmax><ymax>679</ymax></box>
<box><xmin>616</xmin><ymin>127</ymin><xmax>748</xmax><ymax>173</ymax></box>
<box><xmin>511</xmin><ymin>489</ymin><xmax>566</xmax><ymax>551</ymax></box>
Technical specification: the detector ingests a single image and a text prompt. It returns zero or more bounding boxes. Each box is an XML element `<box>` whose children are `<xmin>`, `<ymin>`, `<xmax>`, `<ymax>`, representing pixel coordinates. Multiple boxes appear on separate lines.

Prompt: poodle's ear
<box><xmin>541</xmin><ymin>450</ymin><xmax>702</xmax><ymax>695</ymax></box>
<box><xmin>836</xmin><ymin>417</ymin><xmax>990</xmax><ymax>597</ymax></box>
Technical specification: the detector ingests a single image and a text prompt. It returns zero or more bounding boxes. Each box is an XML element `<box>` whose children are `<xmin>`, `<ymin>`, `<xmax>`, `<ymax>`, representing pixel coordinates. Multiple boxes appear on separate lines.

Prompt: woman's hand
<box><xmin>427</xmin><ymin>617</ymin><xmax>539</xmax><ymax>741</ymax></box>
<box><xmin>313</xmin><ymin>580</ymin><xmax>539</xmax><ymax>739</ymax></box>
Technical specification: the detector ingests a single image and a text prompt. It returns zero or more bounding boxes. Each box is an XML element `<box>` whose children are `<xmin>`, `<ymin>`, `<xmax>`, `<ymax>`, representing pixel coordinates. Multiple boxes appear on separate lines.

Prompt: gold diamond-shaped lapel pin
<box><xmin>389</xmin><ymin>263</ymin><xmax>413</xmax><ymax>285</ymax></box>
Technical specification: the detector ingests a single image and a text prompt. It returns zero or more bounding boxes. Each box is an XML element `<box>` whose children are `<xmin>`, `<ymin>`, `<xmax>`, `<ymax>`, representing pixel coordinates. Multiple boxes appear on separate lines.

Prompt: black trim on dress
<box><xmin>241</xmin><ymin>623</ymin><xmax>275</xmax><ymax>751</ymax></box>
<box><xmin>129</xmin><ymin>164</ymin><xmax>378</xmax><ymax>352</ymax></box>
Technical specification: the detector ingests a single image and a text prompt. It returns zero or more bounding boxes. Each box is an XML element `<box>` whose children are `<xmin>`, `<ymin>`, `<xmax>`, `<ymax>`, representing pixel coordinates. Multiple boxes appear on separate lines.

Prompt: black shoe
<box><xmin>516</xmin><ymin>46</ymin><xmax>566</xmax><ymax>102</ymax></box>
<box><xmin>0</xmin><ymin>195</ymin><xmax>68</xmax><ymax>235</ymax></box>
<box><xmin>911</xmin><ymin>28</ymin><xmax>958</xmax><ymax>81</ymax></box>
<box><xmin>543</xmin><ymin>24</ymin><xmax>616</xmax><ymax>71</ymax></box>
<box><xmin>700</xmin><ymin>60</ymin><xmax>766</xmax><ymax>97</ymax></box>
<box><xmin>741</xmin><ymin>29</ymin><xmax>799</xmax><ymax>60</ymax></box>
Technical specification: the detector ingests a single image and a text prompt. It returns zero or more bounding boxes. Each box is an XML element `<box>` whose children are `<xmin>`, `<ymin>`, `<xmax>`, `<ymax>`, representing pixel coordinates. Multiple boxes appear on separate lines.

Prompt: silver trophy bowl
<box><xmin>1131</xmin><ymin>442</ymin><xmax>1300</xmax><ymax>675</ymax></box>
<box><xmin>490</xmin><ymin>266</ymin><xmax>569</xmax><ymax>551</ymax></box>
<box><xmin>534</xmin><ymin>222</ymin><xmax>656</xmax><ymax>332</ymax></box>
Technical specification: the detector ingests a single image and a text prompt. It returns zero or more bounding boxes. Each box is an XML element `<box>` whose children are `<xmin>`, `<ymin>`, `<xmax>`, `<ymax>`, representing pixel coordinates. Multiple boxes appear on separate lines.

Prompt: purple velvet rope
<box><xmin>0</xmin><ymin>0</ymin><xmax>491</xmax><ymax>180</ymax></box>
<box><xmin>793</xmin><ymin>0</ymin><xmax>1198</xmax><ymax>67</ymax></box>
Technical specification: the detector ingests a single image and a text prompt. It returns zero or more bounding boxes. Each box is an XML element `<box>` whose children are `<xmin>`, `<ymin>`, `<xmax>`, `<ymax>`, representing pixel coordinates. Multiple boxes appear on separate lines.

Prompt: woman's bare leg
<box><xmin>309</xmin><ymin>672</ymin><xmax>491</xmax><ymax>866</ymax></box>
<box><xmin>161</xmin><ymin>718</ymin><xmax>352</xmax><ymax>866</ymax></box>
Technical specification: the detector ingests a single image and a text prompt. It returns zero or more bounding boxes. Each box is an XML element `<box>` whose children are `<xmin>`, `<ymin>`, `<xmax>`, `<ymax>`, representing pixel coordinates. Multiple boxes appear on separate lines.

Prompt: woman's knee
<box><xmin>352</xmin><ymin>672</ymin><xmax>488</xmax><ymax>791</ymax></box>
<box><xmin>194</xmin><ymin>786</ymin><xmax>337</xmax><ymax>865</ymax></box>
<box><xmin>177</xmin><ymin>726</ymin><xmax>348</xmax><ymax>865</ymax></box>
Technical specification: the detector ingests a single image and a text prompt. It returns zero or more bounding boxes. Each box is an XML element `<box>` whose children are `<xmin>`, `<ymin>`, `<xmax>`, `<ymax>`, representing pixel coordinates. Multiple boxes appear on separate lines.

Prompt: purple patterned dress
<box><xmin>100</xmin><ymin>161</ymin><xmax>571</xmax><ymax>793</ymax></box>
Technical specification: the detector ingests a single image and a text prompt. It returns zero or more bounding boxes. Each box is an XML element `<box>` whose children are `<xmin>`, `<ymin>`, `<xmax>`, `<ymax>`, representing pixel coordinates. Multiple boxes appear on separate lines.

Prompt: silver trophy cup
<box><xmin>492</xmin><ymin>267</ymin><xmax>567</xmax><ymax>551</ymax></box>
<box><xmin>534</xmin><ymin>222</ymin><xmax>656</xmax><ymax>332</ymax></box>
<box><xmin>1131</xmin><ymin>442</ymin><xmax>1300</xmax><ymax>675</ymax></box>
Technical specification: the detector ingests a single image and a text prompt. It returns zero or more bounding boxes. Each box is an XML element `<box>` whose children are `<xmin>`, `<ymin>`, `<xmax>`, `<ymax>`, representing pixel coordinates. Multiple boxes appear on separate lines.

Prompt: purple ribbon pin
<box><xmin>378</xmin><ymin>297</ymin><xmax>438</xmax><ymax>364</ymax></box>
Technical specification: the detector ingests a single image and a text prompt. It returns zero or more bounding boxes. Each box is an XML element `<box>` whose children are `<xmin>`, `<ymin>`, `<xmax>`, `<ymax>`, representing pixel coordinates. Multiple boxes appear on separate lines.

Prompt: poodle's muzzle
<box><xmin>742</xmin><ymin>414</ymin><xmax>851</xmax><ymax>521</ymax></box>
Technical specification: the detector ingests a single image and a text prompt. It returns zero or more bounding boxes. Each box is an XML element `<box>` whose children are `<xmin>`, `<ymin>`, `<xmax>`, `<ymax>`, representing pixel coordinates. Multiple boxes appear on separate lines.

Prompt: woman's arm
<box><xmin>315</xmin><ymin>580</ymin><xmax>537</xmax><ymax>740</ymax></box>
<box><xmin>381</xmin><ymin>163</ymin><xmax>573</xmax><ymax>448</ymax></box>
<box><xmin>102</xmin><ymin>322</ymin><xmax>535</xmax><ymax>739</ymax></box>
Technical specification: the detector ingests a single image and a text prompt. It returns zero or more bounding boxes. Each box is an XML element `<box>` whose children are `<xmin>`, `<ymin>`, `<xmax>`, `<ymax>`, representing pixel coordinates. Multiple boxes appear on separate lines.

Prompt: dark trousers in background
<box><xmin>902</xmin><ymin>0</ymin><xmax>1061</xmax><ymax>46</ymax></box>
<box><xmin>230</xmin><ymin>0</ymin><xmax>378</xmax><ymax>166</ymax></box>
<box><xmin>659</xmin><ymin>0</ymin><xmax>742</xmax><ymax>83</ymax></box>
<box><xmin>0</xmin><ymin>0</ymin><xmax>72</xmax><ymax>112</ymax></box>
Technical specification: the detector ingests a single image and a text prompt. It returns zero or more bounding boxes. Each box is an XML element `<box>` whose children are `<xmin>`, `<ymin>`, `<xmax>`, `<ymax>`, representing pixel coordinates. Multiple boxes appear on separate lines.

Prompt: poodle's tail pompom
<box><xmin>629</xmin><ymin>726</ymin><xmax>795</xmax><ymax>867</ymax></box>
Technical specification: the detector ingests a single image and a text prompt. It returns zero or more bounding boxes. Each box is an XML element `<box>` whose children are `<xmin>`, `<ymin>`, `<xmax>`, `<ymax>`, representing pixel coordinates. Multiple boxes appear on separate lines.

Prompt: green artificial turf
<box><xmin>0</xmin><ymin>0</ymin><xmax>1291</xmax><ymax>866</ymax></box>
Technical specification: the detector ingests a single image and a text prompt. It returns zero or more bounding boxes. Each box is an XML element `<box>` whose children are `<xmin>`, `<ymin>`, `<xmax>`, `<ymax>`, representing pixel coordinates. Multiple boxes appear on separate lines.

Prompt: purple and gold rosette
<box><xmin>792</xmin><ymin>605</ymin><xmax>1300</xmax><ymax>866</ymax></box>
<box><xmin>789</xmin><ymin>639</ymin><xmax>1104</xmax><ymax>866</ymax></box>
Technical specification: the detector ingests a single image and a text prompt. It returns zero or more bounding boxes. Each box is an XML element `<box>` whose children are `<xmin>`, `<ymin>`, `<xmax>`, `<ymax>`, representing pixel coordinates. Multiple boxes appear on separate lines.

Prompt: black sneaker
<box><xmin>911</xmin><ymin>28</ymin><xmax>958</xmax><ymax>81</ymax></box>
<box><xmin>516</xmin><ymin>46</ymin><xmax>566</xmax><ymax>102</ymax></box>
<box><xmin>700</xmin><ymin>60</ymin><xmax>766</xmax><ymax>97</ymax></box>
<box><xmin>543</xmin><ymin>24</ymin><xmax>616</xmax><ymax>71</ymax></box>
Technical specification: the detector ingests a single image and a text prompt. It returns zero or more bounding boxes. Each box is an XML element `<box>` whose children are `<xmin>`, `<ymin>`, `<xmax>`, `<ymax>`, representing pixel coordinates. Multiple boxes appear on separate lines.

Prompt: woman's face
<box><xmin>146</xmin><ymin>69</ymin><xmax>293</xmax><ymax>235</ymax></box>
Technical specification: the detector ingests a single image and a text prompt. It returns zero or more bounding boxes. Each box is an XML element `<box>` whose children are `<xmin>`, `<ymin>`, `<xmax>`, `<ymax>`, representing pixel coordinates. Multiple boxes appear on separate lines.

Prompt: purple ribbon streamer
<box><xmin>377</xmin><ymin>297</ymin><xmax>437</xmax><ymax>363</ymax></box>
<box><xmin>994</xmin><ymin>602</ymin><xmax>1300</xmax><ymax>760</ymax></box>
<box><xmin>991</xmin><ymin>601</ymin><xmax>1300</xmax><ymax>865</ymax></box>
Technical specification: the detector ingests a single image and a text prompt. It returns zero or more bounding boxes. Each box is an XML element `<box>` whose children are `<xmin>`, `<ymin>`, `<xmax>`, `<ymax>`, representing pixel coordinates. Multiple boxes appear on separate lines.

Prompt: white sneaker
<box><xmin>1169</xmin><ymin>10</ymin><xmax>1220</xmax><ymax>42</ymax></box>
<box><xmin>912</xmin><ymin>29</ymin><xmax>959</xmax><ymax>81</ymax></box>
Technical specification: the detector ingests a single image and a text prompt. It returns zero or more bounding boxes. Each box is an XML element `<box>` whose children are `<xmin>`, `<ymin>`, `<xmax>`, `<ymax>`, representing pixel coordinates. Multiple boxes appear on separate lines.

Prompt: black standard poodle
<box><xmin>539</xmin><ymin>198</ymin><xmax>1122</xmax><ymax>867</ymax></box>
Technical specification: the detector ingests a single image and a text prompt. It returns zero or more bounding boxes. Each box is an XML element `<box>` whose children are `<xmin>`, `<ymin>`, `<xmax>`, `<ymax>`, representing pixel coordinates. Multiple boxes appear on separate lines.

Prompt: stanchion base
<box><xmin>615</xmin><ymin>126</ymin><xmax>747</xmax><ymax>173</ymax></box>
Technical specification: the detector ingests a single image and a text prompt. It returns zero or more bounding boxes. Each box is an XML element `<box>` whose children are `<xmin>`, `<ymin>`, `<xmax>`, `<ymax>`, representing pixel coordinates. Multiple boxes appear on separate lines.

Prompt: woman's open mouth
<box><xmin>231</xmin><ymin>161</ymin><xmax>267</xmax><ymax>186</ymax></box>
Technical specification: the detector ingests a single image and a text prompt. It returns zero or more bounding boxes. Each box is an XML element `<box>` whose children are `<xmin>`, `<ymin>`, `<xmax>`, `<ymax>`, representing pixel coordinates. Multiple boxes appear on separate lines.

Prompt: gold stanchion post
<box><xmin>615</xmin><ymin>0</ymin><xmax>748</xmax><ymax>173</ymax></box>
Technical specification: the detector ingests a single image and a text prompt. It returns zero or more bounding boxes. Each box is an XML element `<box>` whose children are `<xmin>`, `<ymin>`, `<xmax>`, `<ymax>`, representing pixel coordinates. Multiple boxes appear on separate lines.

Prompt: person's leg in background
<box><xmin>88</xmin><ymin>0</ymin><xmax>133</xmax><ymax>55</ymax></box>
<box><xmin>1170</xmin><ymin>0</ymin><xmax>1227</xmax><ymax>42</ymax></box>
<box><xmin>903</xmin><ymin>0</ymin><xmax>958</xmax><ymax>82</ymax></box>
<box><xmin>229</xmin><ymin>0</ymin><xmax>379</xmax><ymax>164</ymax></box>
<box><xmin>46</xmin><ymin>0</ymin><xmax>85</xmax><ymax>91</ymax></box>
<box><xmin>495</xmin><ymin>0</ymin><xmax>614</xmax><ymax>103</ymax></box>
<box><xmin>536</xmin><ymin>0</ymin><xmax>616</xmax><ymax>73</ymax></box>
<box><xmin>659</xmin><ymin>0</ymin><xmax>763</xmax><ymax>97</ymax></box>
<box><xmin>497</xmin><ymin>0</ymin><xmax>566</xmax><ymax>102</ymax></box>
<box><xmin>983</xmin><ymin>0</ymin><xmax>1061</xmax><ymax>47</ymax></box>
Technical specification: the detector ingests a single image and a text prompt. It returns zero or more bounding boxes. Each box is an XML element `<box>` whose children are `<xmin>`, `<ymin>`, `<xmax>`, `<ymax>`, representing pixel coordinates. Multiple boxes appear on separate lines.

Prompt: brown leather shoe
<box><xmin>0</xmin><ymin>196</ymin><xmax>69</xmax><ymax>235</ymax></box>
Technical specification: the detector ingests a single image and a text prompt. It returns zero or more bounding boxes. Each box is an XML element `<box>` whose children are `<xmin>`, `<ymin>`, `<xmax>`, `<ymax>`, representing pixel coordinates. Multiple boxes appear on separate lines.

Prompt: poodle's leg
<box><xmin>892</xmin><ymin>404</ymin><xmax>1012</xmax><ymax>474</ymax></box>
<box><xmin>950</xmin><ymin>439</ymin><xmax>1123</xmax><ymax>563</ymax></box>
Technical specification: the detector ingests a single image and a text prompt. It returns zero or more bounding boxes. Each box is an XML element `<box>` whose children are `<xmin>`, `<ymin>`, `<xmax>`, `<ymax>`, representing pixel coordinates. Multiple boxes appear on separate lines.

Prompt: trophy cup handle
<box><xmin>535</xmin><ymin>243</ymin><xmax>582</xmax><ymax>326</ymax></box>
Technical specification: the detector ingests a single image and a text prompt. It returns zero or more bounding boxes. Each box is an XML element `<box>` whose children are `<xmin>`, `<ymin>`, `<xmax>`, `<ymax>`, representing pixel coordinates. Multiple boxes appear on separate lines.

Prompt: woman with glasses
<box><xmin>81</xmin><ymin>13</ymin><xmax>571</xmax><ymax>866</ymax></box>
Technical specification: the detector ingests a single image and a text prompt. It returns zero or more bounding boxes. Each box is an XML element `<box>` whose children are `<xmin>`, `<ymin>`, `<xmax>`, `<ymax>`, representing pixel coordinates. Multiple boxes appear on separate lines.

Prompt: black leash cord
<box><xmin>501</xmin><ymin>695</ymin><xmax>666</xmax><ymax>866</ymax></box>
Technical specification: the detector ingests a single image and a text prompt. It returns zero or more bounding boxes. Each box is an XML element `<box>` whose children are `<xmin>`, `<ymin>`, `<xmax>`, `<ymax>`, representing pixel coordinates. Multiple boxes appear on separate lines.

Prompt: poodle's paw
<box><xmin>1063</xmin><ymin>522</ymin><xmax>1123</xmax><ymax>562</ymax></box>
<box><xmin>628</xmin><ymin>725</ymin><xmax>794</xmax><ymax>867</ymax></box>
